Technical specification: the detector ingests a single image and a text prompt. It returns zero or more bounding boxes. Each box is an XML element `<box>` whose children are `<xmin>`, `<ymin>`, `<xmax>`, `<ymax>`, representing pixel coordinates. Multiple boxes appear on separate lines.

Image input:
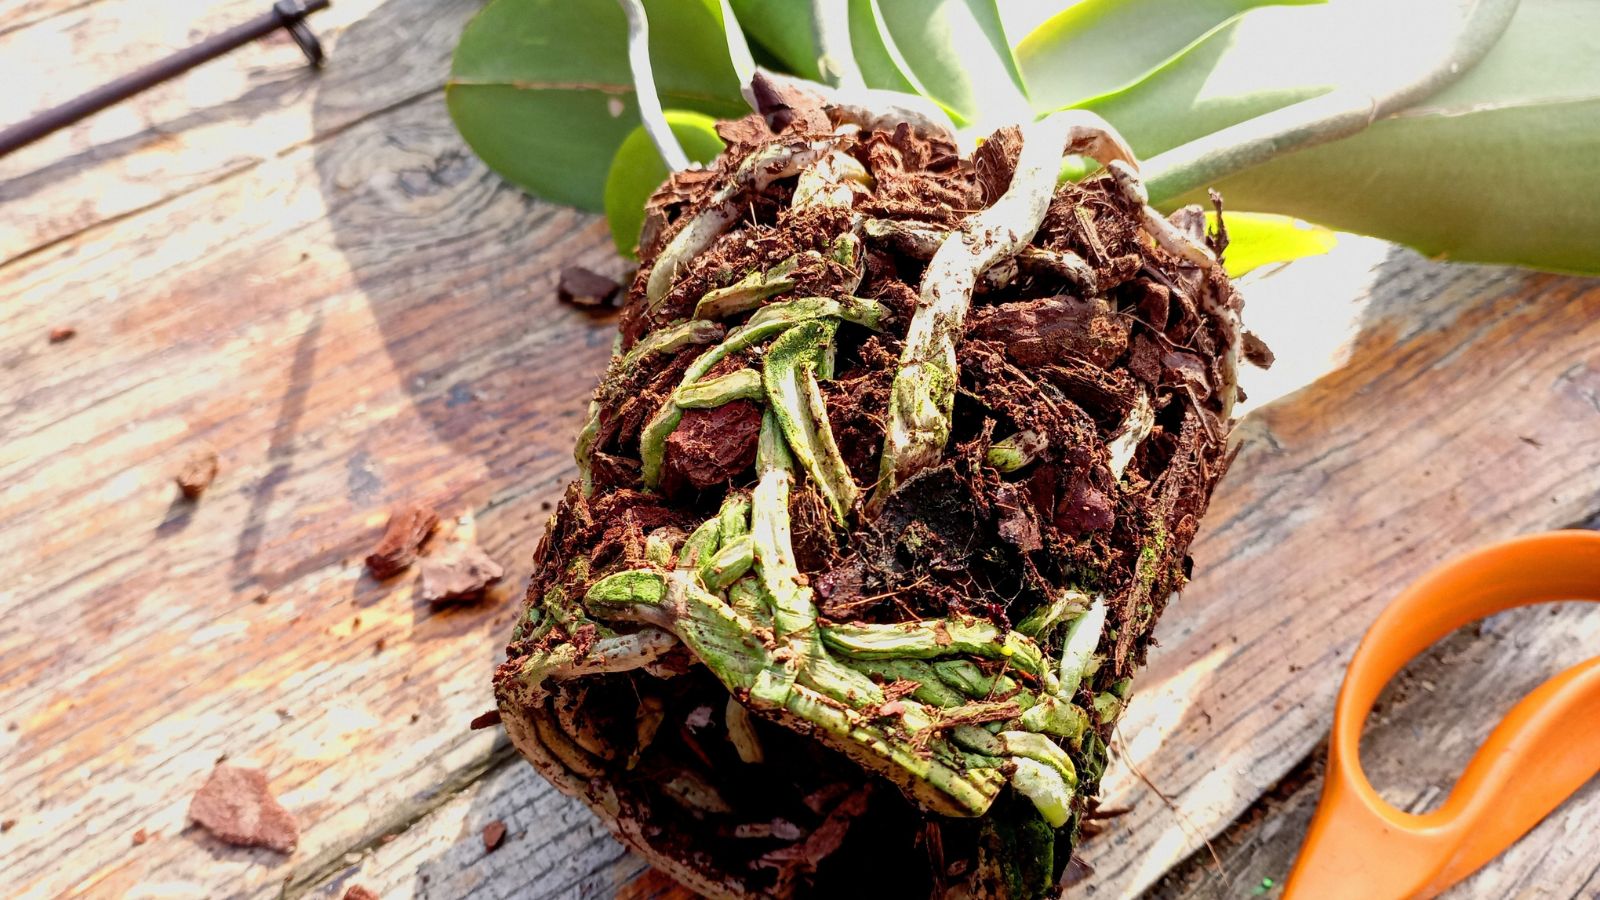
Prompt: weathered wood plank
<box><xmin>0</xmin><ymin>0</ymin><xmax>478</xmax><ymax>260</ymax></box>
<box><xmin>287</xmin><ymin>740</ymin><xmax>658</xmax><ymax>900</ymax></box>
<box><xmin>0</xmin><ymin>0</ymin><xmax>97</xmax><ymax>36</ymax></box>
<box><xmin>4</xmin><ymin>0</ymin><xmax>1598</xmax><ymax>893</ymax></box>
<box><xmin>289</xmin><ymin>246</ymin><xmax>1600</xmax><ymax>900</ymax></box>
<box><xmin>1146</xmin><ymin>599</ymin><xmax>1600</xmax><ymax>900</ymax></box>
<box><xmin>0</xmin><ymin>86</ymin><xmax>629</xmax><ymax>898</ymax></box>
<box><xmin>1075</xmin><ymin>255</ymin><xmax>1600</xmax><ymax>897</ymax></box>
<box><xmin>305</xmin><ymin>600</ymin><xmax>1600</xmax><ymax>900</ymax></box>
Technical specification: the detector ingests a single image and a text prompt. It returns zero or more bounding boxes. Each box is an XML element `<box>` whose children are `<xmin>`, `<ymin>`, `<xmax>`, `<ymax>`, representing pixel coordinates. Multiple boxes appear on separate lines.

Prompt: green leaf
<box><xmin>873</xmin><ymin>0</ymin><xmax>1030</xmax><ymax>129</ymax></box>
<box><xmin>448</xmin><ymin>0</ymin><xmax>748</xmax><ymax>212</ymax></box>
<box><xmin>1195</xmin><ymin>0</ymin><xmax>1600</xmax><ymax>273</ymax></box>
<box><xmin>847</xmin><ymin>0</ymin><xmax>922</xmax><ymax>95</ymax></box>
<box><xmin>995</xmin><ymin>2</ymin><xmax>1072</xmax><ymax>48</ymax></box>
<box><xmin>604</xmin><ymin>111</ymin><xmax>726</xmax><ymax>257</ymax></box>
<box><xmin>729</xmin><ymin>0</ymin><xmax>823</xmax><ymax>80</ymax></box>
<box><xmin>1212</xmin><ymin>211</ymin><xmax>1336</xmax><ymax>276</ymax></box>
<box><xmin>1072</xmin><ymin>3</ymin><xmax>1346</xmax><ymax>160</ymax></box>
<box><xmin>1016</xmin><ymin>0</ymin><xmax>1325</xmax><ymax>114</ymax></box>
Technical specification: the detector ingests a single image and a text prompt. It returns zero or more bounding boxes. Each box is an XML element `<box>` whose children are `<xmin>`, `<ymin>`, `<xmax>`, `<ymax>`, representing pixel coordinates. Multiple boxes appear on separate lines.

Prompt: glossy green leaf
<box><xmin>730</xmin><ymin>0</ymin><xmax>823</xmax><ymax>80</ymax></box>
<box><xmin>873</xmin><ymin>0</ymin><xmax>1030</xmax><ymax>129</ymax></box>
<box><xmin>1192</xmin><ymin>0</ymin><xmax>1600</xmax><ymax>273</ymax></box>
<box><xmin>1016</xmin><ymin>0</ymin><xmax>1324</xmax><ymax>114</ymax></box>
<box><xmin>847</xmin><ymin>0</ymin><xmax>922</xmax><ymax>95</ymax></box>
<box><xmin>1210</xmin><ymin>211</ymin><xmax>1336</xmax><ymax>276</ymax></box>
<box><xmin>995</xmin><ymin>2</ymin><xmax>1073</xmax><ymax>48</ymax></box>
<box><xmin>604</xmin><ymin>111</ymin><xmax>726</xmax><ymax>257</ymax></box>
<box><xmin>448</xmin><ymin>0</ymin><xmax>748</xmax><ymax>212</ymax></box>
<box><xmin>1073</xmin><ymin>3</ymin><xmax>1348</xmax><ymax>160</ymax></box>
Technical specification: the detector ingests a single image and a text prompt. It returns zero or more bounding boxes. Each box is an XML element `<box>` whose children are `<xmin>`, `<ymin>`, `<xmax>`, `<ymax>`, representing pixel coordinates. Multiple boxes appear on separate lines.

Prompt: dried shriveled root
<box><xmin>647</xmin><ymin>137</ymin><xmax>841</xmax><ymax>309</ymax></box>
<box><xmin>1106</xmin><ymin>160</ymin><xmax>1216</xmax><ymax>270</ymax></box>
<box><xmin>499</xmin><ymin>91</ymin><xmax>1250</xmax><ymax>898</ymax></box>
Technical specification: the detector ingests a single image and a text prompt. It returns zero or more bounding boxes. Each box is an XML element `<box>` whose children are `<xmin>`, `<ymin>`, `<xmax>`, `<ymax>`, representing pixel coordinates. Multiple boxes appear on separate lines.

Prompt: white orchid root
<box><xmin>870</xmin><ymin>111</ymin><xmax>1144</xmax><ymax>511</ymax></box>
<box><xmin>501</xmin><ymin>89</ymin><xmax>1248</xmax><ymax>899</ymax></box>
<box><xmin>647</xmin><ymin>137</ymin><xmax>842</xmax><ymax>310</ymax></box>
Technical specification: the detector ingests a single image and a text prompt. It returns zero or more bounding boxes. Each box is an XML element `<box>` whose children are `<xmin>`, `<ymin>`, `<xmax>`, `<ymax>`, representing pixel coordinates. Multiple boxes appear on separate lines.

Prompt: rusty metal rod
<box><xmin>0</xmin><ymin>0</ymin><xmax>331</xmax><ymax>159</ymax></box>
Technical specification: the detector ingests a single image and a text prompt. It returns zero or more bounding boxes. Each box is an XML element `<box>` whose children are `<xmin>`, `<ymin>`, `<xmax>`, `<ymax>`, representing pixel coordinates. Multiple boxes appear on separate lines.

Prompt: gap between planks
<box><xmin>279</xmin><ymin>736</ymin><xmax>519</xmax><ymax>900</ymax></box>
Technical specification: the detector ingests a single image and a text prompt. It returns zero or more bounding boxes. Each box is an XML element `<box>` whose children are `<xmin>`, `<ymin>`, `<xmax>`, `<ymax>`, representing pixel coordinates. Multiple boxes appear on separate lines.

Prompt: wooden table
<box><xmin>3</xmin><ymin>2</ymin><xmax>1597</xmax><ymax>898</ymax></box>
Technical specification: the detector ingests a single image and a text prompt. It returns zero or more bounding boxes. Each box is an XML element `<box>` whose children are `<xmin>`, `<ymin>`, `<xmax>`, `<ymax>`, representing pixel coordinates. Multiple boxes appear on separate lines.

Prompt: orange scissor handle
<box><xmin>1284</xmin><ymin>530</ymin><xmax>1600</xmax><ymax>900</ymax></box>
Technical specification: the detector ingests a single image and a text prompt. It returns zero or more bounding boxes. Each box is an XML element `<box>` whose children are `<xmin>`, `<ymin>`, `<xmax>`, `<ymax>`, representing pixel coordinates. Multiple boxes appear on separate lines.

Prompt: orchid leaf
<box><xmin>996</xmin><ymin>3</ymin><xmax>1071</xmax><ymax>49</ymax></box>
<box><xmin>448</xmin><ymin>0</ymin><xmax>748</xmax><ymax>212</ymax></box>
<box><xmin>847</xmin><ymin>0</ymin><xmax>923</xmax><ymax>95</ymax></box>
<box><xmin>1183</xmin><ymin>0</ymin><xmax>1600</xmax><ymax>273</ymax></box>
<box><xmin>1016</xmin><ymin>0</ymin><xmax>1325</xmax><ymax>114</ymax></box>
<box><xmin>1073</xmin><ymin>3</ymin><xmax>1347</xmax><ymax>161</ymax></box>
<box><xmin>873</xmin><ymin>0</ymin><xmax>1030</xmax><ymax>129</ymax></box>
<box><xmin>729</xmin><ymin>0</ymin><xmax>823</xmax><ymax>80</ymax></box>
<box><xmin>604</xmin><ymin>111</ymin><xmax>726</xmax><ymax>257</ymax></box>
<box><xmin>1212</xmin><ymin>211</ymin><xmax>1337</xmax><ymax>277</ymax></box>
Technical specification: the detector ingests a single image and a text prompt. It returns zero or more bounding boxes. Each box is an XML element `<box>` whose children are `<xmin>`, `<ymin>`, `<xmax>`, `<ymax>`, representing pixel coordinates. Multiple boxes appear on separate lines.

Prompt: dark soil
<box><xmin>496</xmin><ymin>94</ymin><xmax>1244</xmax><ymax>898</ymax></box>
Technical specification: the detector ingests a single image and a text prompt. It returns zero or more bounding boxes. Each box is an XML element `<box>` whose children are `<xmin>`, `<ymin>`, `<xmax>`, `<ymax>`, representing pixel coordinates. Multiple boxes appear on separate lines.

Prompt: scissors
<box><xmin>1284</xmin><ymin>530</ymin><xmax>1600</xmax><ymax>899</ymax></box>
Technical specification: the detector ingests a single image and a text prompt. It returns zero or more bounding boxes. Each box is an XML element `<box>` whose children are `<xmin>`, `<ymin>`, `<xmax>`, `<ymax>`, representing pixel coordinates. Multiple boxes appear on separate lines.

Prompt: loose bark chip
<box><xmin>187</xmin><ymin>764</ymin><xmax>298</xmax><ymax>853</ymax></box>
<box><xmin>1242</xmin><ymin>330</ymin><xmax>1276</xmax><ymax>368</ymax></box>
<box><xmin>365</xmin><ymin>503</ymin><xmax>439</xmax><ymax>579</ymax></box>
<box><xmin>175</xmin><ymin>449</ymin><xmax>220</xmax><ymax>500</ymax></box>
<box><xmin>482</xmin><ymin>820</ymin><xmax>507</xmax><ymax>852</ymax></box>
<box><xmin>418</xmin><ymin>543</ymin><xmax>504</xmax><ymax>605</ymax></box>
<box><xmin>558</xmin><ymin>266</ymin><xmax>622</xmax><ymax>310</ymax></box>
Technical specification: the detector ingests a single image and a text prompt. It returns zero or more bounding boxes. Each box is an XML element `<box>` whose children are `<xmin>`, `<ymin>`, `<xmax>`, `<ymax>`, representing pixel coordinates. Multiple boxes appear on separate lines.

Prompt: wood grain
<box><xmin>0</xmin><ymin>0</ymin><xmax>97</xmax><ymax>36</ymax></box>
<box><xmin>0</xmin><ymin>0</ymin><xmax>479</xmax><ymax>260</ymax></box>
<box><xmin>0</xmin><ymin>87</ymin><xmax>628</xmax><ymax>898</ymax></box>
<box><xmin>285</xmin><ymin>740</ymin><xmax>661</xmax><ymax>900</ymax></box>
<box><xmin>4</xmin><ymin>0</ymin><xmax>1599</xmax><ymax>896</ymax></box>
<box><xmin>1075</xmin><ymin>257</ymin><xmax>1600</xmax><ymax>897</ymax></box>
<box><xmin>291</xmin><ymin>247</ymin><xmax>1600</xmax><ymax>900</ymax></box>
<box><xmin>1148</xmin><ymin>599</ymin><xmax>1600</xmax><ymax>900</ymax></box>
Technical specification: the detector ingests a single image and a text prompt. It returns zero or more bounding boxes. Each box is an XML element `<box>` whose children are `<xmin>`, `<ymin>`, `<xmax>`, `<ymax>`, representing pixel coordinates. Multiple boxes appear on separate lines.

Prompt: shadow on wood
<box><xmin>309</xmin><ymin>0</ymin><xmax>624</xmax><ymax>466</ymax></box>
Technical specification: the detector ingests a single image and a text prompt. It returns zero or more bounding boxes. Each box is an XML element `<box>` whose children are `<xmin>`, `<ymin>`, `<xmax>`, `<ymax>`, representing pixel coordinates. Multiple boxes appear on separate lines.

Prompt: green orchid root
<box><xmin>497</xmin><ymin>88</ymin><xmax>1247</xmax><ymax>899</ymax></box>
